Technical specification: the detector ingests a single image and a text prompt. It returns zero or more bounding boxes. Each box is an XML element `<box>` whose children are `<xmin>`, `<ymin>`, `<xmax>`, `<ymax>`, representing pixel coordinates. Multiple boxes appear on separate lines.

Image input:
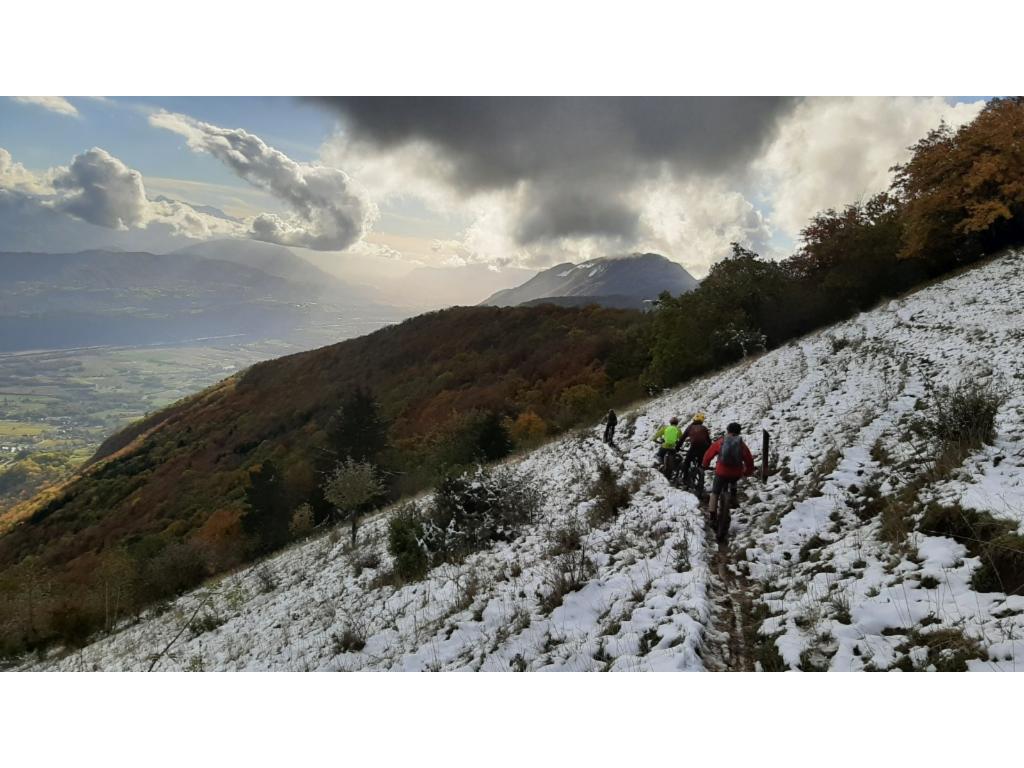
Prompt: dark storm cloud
<box><xmin>315</xmin><ymin>97</ymin><xmax>797</xmax><ymax>243</ymax></box>
<box><xmin>514</xmin><ymin>185</ymin><xmax>639</xmax><ymax>244</ymax></box>
<box><xmin>321</xmin><ymin>97</ymin><xmax>796</xmax><ymax>186</ymax></box>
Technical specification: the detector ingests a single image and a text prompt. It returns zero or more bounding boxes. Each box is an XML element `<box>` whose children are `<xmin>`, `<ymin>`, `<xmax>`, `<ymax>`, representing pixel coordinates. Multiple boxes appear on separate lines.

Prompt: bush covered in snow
<box><xmin>387</xmin><ymin>467</ymin><xmax>541</xmax><ymax>581</ymax></box>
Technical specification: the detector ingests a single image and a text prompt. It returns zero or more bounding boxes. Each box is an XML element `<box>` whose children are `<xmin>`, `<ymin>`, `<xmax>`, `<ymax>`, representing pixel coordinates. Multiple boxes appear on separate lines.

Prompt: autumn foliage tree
<box><xmin>790</xmin><ymin>191</ymin><xmax>921</xmax><ymax>318</ymax></box>
<box><xmin>893</xmin><ymin>97</ymin><xmax>1024</xmax><ymax>266</ymax></box>
<box><xmin>507</xmin><ymin>410</ymin><xmax>547</xmax><ymax>445</ymax></box>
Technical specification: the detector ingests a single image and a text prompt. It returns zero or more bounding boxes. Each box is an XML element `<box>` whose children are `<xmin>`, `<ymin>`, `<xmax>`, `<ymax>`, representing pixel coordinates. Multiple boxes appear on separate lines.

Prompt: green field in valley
<box><xmin>0</xmin><ymin>330</ymin><xmax>386</xmax><ymax>514</ymax></box>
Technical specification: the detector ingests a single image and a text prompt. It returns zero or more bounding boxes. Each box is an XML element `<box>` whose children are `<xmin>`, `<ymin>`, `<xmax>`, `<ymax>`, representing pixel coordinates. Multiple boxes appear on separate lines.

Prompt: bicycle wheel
<box><xmin>716</xmin><ymin>495</ymin><xmax>731</xmax><ymax>543</ymax></box>
<box><xmin>681</xmin><ymin>461</ymin><xmax>692</xmax><ymax>490</ymax></box>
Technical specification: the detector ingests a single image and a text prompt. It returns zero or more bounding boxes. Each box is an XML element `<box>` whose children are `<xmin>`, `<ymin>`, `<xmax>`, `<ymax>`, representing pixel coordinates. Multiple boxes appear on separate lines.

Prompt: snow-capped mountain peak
<box><xmin>481</xmin><ymin>252</ymin><xmax>698</xmax><ymax>309</ymax></box>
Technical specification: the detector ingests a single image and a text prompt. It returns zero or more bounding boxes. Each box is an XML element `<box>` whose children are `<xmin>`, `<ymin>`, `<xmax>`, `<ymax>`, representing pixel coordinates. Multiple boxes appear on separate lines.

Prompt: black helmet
<box><xmin>669</xmin><ymin>416</ymin><xmax>679</xmax><ymax>425</ymax></box>
<box><xmin>727</xmin><ymin>422</ymin><xmax>741</xmax><ymax>435</ymax></box>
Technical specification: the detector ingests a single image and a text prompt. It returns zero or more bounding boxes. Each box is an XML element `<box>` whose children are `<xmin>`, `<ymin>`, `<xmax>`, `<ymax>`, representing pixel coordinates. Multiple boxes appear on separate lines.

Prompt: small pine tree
<box><xmin>325</xmin><ymin>387</ymin><xmax>388</xmax><ymax>463</ymax></box>
<box><xmin>473</xmin><ymin>412</ymin><xmax>512</xmax><ymax>462</ymax></box>
<box><xmin>312</xmin><ymin>388</ymin><xmax>390</xmax><ymax>524</ymax></box>
<box><xmin>241</xmin><ymin>461</ymin><xmax>290</xmax><ymax>554</ymax></box>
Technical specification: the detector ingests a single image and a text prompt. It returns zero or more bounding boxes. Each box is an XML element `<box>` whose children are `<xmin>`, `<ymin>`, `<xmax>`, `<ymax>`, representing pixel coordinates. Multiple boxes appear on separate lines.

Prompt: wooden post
<box><xmin>761</xmin><ymin>429</ymin><xmax>770</xmax><ymax>482</ymax></box>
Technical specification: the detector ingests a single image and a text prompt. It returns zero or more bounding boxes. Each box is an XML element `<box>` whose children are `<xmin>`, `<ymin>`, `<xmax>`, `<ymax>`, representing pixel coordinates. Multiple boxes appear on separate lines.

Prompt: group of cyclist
<box><xmin>600</xmin><ymin>408</ymin><xmax>757</xmax><ymax>542</ymax></box>
<box><xmin>652</xmin><ymin>412</ymin><xmax>755</xmax><ymax>543</ymax></box>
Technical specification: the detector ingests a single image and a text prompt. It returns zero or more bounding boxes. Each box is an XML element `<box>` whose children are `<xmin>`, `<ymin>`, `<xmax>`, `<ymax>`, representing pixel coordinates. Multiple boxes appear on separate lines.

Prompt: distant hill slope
<box><xmin>0</xmin><ymin>303</ymin><xmax>649</xmax><ymax>653</ymax></box>
<box><xmin>171</xmin><ymin>239</ymin><xmax>382</xmax><ymax>305</ymax></box>
<box><xmin>27</xmin><ymin>249</ymin><xmax>1024</xmax><ymax>671</ymax></box>
<box><xmin>481</xmin><ymin>253</ymin><xmax>698</xmax><ymax>308</ymax></box>
<box><xmin>0</xmin><ymin>248</ymin><xmax>299</xmax><ymax>297</ymax></box>
<box><xmin>0</xmin><ymin>249</ymin><xmax>391</xmax><ymax>352</ymax></box>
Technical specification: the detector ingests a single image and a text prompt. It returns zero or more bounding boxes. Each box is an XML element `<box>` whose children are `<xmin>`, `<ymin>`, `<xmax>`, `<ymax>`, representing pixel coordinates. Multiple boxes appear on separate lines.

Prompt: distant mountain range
<box><xmin>0</xmin><ymin>242</ymin><xmax>698</xmax><ymax>354</ymax></box>
<box><xmin>175</xmin><ymin>241</ymin><xmax>536</xmax><ymax>310</ymax></box>
<box><xmin>0</xmin><ymin>245</ymin><xmax>399</xmax><ymax>352</ymax></box>
<box><xmin>171</xmin><ymin>239</ymin><xmax>382</xmax><ymax>304</ymax></box>
<box><xmin>480</xmin><ymin>253</ymin><xmax>698</xmax><ymax>309</ymax></box>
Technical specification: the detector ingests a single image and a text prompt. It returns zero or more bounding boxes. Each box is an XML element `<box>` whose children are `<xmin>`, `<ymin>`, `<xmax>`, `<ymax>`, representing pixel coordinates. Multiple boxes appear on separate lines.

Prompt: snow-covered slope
<box><xmin>31</xmin><ymin>250</ymin><xmax>1024</xmax><ymax>671</ymax></box>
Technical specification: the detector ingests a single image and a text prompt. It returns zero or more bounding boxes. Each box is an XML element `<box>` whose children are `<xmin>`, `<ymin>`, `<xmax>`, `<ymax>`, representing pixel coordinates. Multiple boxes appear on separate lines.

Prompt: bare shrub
<box><xmin>829</xmin><ymin>590</ymin><xmax>852</xmax><ymax>624</ymax></box>
<box><xmin>188</xmin><ymin>610</ymin><xmax>225</xmax><ymax>639</ymax></box>
<box><xmin>332</xmin><ymin>626</ymin><xmax>366</xmax><ymax>654</ymax></box>
<box><xmin>538</xmin><ymin>550</ymin><xmax>595</xmax><ymax>614</ymax></box>
<box><xmin>289</xmin><ymin>503</ymin><xmax>315</xmax><ymax>539</ymax></box>
<box><xmin>547</xmin><ymin>516</ymin><xmax>585</xmax><ymax>556</ymax></box>
<box><xmin>924</xmin><ymin>380</ymin><xmax>1004</xmax><ymax>452</ymax></box>
<box><xmin>256</xmin><ymin>566</ymin><xmax>277</xmax><ymax>594</ymax></box>
<box><xmin>586</xmin><ymin>462</ymin><xmax>636</xmax><ymax>527</ymax></box>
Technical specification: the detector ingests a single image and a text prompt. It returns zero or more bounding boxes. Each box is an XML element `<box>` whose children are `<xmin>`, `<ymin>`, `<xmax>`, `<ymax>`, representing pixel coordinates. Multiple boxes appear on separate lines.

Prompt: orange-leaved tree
<box><xmin>893</xmin><ymin>97</ymin><xmax>1024</xmax><ymax>264</ymax></box>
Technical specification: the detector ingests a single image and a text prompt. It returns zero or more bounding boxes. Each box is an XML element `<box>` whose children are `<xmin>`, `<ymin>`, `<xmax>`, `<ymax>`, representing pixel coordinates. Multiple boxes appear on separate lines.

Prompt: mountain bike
<box><xmin>709</xmin><ymin>478</ymin><xmax>738</xmax><ymax>544</ymax></box>
<box><xmin>661</xmin><ymin>447</ymin><xmax>683</xmax><ymax>483</ymax></box>
<box><xmin>681</xmin><ymin>459</ymin><xmax>705</xmax><ymax>498</ymax></box>
<box><xmin>713</xmin><ymin>493</ymin><xmax>732</xmax><ymax>544</ymax></box>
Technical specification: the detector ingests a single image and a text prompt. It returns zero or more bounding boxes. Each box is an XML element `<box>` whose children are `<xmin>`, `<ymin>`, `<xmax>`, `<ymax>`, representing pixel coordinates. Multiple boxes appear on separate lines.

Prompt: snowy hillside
<box><xmin>30</xmin><ymin>250</ymin><xmax>1024</xmax><ymax>671</ymax></box>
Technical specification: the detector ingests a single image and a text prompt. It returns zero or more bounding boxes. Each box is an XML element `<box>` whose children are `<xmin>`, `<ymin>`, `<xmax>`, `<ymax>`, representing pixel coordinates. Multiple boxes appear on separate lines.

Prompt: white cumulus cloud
<box><xmin>634</xmin><ymin>175</ymin><xmax>774</xmax><ymax>276</ymax></box>
<box><xmin>756</xmin><ymin>97</ymin><xmax>985</xmax><ymax>239</ymax></box>
<box><xmin>50</xmin><ymin>148</ymin><xmax>148</xmax><ymax>229</ymax></box>
<box><xmin>0</xmin><ymin>148</ymin><xmax>47</xmax><ymax>193</ymax></box>
<box><xmin>150</xmin><ymin>110</ymin><xmax>373</xmax><ymax>251</ymax></box>
<box><xmin>11</xmin><ymin>96</ymin><xmax>80</xmax><ymax>118</ymax></box>
<box><xmin>1</xmin><ymin>145</ymin><xmax>243</xmax><ymax>240</ymax></box>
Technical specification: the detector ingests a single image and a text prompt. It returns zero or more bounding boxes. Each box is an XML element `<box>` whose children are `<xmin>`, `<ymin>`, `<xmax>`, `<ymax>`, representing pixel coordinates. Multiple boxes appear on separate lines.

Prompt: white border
<box><xmin>2</xmin><ymin>1</ymin><xmax>1021</xmax><ymax>762</ymax></box>
<box><xmin>1</xmin><ymin>672</ymin><xmax>1020</xmax><ymax>764</ymax></box>
<box><xmin>2</xmin><ymin>0</ymin><xmax>1021</xmax><ymax>95</ymax></box>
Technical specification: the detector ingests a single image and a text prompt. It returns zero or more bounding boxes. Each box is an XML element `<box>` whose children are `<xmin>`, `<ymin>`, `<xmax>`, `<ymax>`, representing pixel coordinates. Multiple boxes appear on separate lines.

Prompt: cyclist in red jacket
<box><xmin>702</xmin><ymin>422</ymin><xmax>755</xmax><ymax>537</ymax></box>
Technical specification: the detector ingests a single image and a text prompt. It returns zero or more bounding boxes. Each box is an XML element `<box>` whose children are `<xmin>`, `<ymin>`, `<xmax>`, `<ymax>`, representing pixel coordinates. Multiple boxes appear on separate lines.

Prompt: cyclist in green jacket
<box><xmin>653</xmin><ymin>416</ymin><xmax>683</xmax><ymax>474</ymax></box>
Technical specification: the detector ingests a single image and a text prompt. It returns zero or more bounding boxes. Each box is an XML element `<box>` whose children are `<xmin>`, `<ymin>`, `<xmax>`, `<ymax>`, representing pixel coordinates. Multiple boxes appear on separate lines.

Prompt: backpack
<box><xmin>662</xmin><ymin>425</ymin><xmax>682</xmax><ymax>448</ymax></box>
<box><xmin>720</xmin><ymin>435</ymin><xmax>743</xmax><ymax>467</ymax></box>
